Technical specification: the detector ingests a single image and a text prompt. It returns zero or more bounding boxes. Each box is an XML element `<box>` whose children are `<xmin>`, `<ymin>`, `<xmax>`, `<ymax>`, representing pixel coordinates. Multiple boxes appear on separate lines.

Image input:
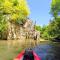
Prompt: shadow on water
<box><xmin>32</xmin><ymin>42</ymin><xmax>60</xmax><ymax>60</ymax></box>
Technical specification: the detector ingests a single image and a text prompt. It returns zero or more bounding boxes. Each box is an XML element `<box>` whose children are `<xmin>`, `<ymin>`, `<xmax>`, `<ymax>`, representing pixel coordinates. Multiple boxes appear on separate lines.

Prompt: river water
<box><xmin>32</xmin><ymin>42</ymin><xmax>60</xmax><ymax>60</ymax></box>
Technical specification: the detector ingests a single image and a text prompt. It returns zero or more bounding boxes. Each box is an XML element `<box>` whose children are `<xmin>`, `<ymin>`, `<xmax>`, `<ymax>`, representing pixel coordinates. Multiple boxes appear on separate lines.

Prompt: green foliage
<box><xmin>0</xmin><ymin>0</ymin><xmax>30</xmax><ymax>39</ymax></box>
<box><xmin>0</xmin><ymin>0</ymin><xmax>30</xmax><ymax>22</ymax></box>
<box><xmin>35</xmin><ymin>25</ymin><xmax>41</xmax><ymax>31</ymax></box>
<box><xmin>0</xmin><ymin>15</ymin><xmax>7</xmax><ymax>32</ymax></box>
<box><xmin>41</xmin><ymin>0</ymin><xmax>60</xmax><ymax>41</ymax></box>
<box><xmin>48</xmin><ymin>0</ymin><xmax>60</xmax><ymax>41</ymax></box>
<box><xmin>48</xmin><ymin>17</ymin><xmax>60</xmax><ymax>40</ymax></box>
<box><xmin>51</xmin><ymin>0</ymin><xmax>60</xmax><ymax>18</ymax></box>
<box><xmin>41</xmin><ymin>17</ymin><xmax>60</xmax><ymax>40</ymax></box>
<box><xmin>0</xmin><ymin>14</ymin><xmax>8</xmax><ymax>39</ymax></box>
<box><xmin>41</xmin><ymin>25</ymin><xmax>49</xmax><ymax>40</ymax></box>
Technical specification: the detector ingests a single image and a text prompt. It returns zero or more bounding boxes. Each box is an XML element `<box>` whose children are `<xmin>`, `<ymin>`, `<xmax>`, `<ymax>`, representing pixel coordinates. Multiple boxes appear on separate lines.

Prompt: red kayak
<box><xmin>14</xmin><ymin>50</ymin><xmax>41</xmax><ymax>60</ymax></box>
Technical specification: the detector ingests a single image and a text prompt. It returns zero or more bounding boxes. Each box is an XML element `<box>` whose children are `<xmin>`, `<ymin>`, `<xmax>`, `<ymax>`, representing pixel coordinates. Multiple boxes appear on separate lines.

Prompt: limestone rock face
<box><xmin>7</xmin><ymin>22</ymin><xmax>16</xmax><ymax>40</ymax></box>
<box><xmin>7</xmin><ymin>19</ymin><xmax>40</xmax><ymax>40</ymax></box>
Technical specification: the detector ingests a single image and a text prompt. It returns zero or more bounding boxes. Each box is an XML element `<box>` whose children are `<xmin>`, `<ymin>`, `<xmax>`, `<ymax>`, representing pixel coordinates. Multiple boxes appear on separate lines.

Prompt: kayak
<box><xmin>14</xmin><ymin>50</ymin><xmax>41</xmax><ymax>60</ymax></box>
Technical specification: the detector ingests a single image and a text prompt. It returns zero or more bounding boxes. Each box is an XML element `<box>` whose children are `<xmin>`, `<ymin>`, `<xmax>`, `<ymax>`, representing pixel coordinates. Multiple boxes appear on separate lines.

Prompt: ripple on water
<box><xmin>33</xmin><ymin>43</ymin><xmax>60</xmax><ymax>60</ymax></box>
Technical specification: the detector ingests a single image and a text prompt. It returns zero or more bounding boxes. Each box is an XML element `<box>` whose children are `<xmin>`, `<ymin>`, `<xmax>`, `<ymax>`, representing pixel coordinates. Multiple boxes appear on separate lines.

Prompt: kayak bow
<box><xmin>14</xmin><ymin>50</ymin><xmax>41</xmax><ymax>60</ymax></box>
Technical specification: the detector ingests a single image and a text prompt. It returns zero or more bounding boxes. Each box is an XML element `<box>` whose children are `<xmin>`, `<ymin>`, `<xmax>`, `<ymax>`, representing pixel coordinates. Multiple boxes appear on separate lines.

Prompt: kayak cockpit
<box><xmin>14</xmin><ymin>49</ymin><xmax>41</xmax><ymax>60</ymax></box>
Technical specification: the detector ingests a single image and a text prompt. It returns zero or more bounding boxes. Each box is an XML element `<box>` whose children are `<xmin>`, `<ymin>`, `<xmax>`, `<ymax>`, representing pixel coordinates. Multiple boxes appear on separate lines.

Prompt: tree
<box><xmin>50</xmin><ymin>0</ymin><xmax>60</xmax><ymax>18</ymax></box>
<box><xmin>0</xmin><ymin>0</ymin><xmax>30</xmax><ymax>39</ymax></box>
<box><xmin>35</xmin><ymin>25</ymin><xmax>41</xmax><ymax>31</ymax></box>
<box><xmin>41</xmin><ymin>25</ymin><xmax>49</xmax><ymax>40</ymax></box>
<box><xmin>47</xmin><ymin>17</ymin><xmax>60</xmax><ymax>40</ymax></box>
<box><xmin>49</xmin><ymin>0</ymin><xmax>60</xmax><ymax>41</ymax></box>
<box><xmin>0</xmin><ymin>14</ymin><xmax>8</xmax><ymax>39</ymax></box>
<box><xmin>0</xmin><ymin>0</ymin><xmax>30</xmax><ymax>23</ymax></box>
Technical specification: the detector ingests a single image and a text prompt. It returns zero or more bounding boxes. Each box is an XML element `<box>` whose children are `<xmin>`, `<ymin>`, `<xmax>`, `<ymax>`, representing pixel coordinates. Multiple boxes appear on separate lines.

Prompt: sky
<box><xmin>27</xmin><ymin>0</ymin><xmax>52</xmax><ymax>26</ymax></box>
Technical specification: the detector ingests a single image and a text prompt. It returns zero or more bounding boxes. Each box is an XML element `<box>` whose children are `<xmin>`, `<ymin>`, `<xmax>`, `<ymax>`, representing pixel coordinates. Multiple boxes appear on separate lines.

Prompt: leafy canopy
<box><xmin>0</xmin><ymin>0</ymin><xmax>30</xmax><ymax>39</ymax></box>
<box><xmin>51</xmin><ymin>0</ymin><xmax>60</xmax><ymax>18</ymax></box>
<box><xmin>0</xmin><ymin>0</ymin><xmax>30</xmax><ymax>22</ymax></box>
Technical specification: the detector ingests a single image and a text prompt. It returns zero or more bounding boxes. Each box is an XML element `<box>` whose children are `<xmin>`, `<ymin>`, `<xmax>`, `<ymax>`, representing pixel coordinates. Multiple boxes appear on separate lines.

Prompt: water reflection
<box><xmin>33</xmin><ymin>42</ymin><xmax>60</xmax><ymax>60</ymax></box>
